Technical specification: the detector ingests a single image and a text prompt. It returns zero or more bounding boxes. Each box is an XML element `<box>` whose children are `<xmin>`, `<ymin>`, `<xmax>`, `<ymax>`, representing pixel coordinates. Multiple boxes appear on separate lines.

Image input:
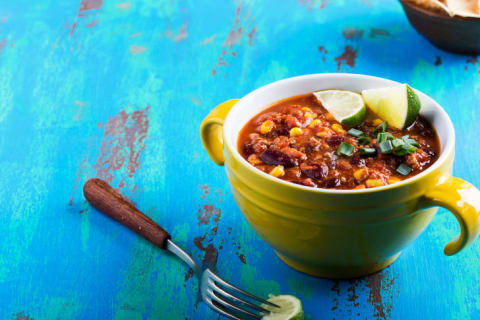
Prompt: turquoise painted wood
<box><xmin>0</xmin><ymin>0</ymin><xmax>479</xmax><ymax>319</ymax></box>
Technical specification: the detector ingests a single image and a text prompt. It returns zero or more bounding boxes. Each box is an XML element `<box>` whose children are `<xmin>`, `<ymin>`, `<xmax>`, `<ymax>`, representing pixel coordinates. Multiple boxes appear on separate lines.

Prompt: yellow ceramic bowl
<box><xmin>201</xmin><ymin>74</ymin><xmax>480</xmax><ymax>279</ymax></box>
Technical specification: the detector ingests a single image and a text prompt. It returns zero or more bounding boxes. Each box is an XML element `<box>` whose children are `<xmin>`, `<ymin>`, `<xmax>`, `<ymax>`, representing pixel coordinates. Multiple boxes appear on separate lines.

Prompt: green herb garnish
<box><xmin>377</xmin><ymin>132</ymin><xmax>394</xmax><ymax>144</ymax></box>
<box><xmin>394</xmin><ymin>143</ymin><xmax>417</xmax><ymax>156</ymax></box>
<box><xmin>392</xmin><ymin>138</ymin><xmax>405</xmax><ymax>149</ymax></box>
<box><xmin>403</xmin><ymin>143</ymin><xmax>417</xmax><ymax>153</ymax></box>
<box><xmin>405</xmin><ymin>138</ymin><xmax>419</xmax><ymax>147</ymax></box>
<box><xmin>401</xmin><ymin>135</ymin><xmax>420</xmax><ymax>147</ymax></box>
<box><xmin>358</xmin><ymin>136</ymin><xmax>372</xmax><ymax>145</ymax></box>
<box><xmin>379</xmin><ymin>140</ymin><xmax>393</xmax><ymax>154</ymax></box>
<box><xmin>337</xmin><ymin>142</ymin><xmax>355</xmax><ymax>157</ymax></box>
<box><xmin>347</xmin><ymin>128</ymin><xmax>364</xmax><ymax>138</ymax></box>
<box><xmin>397</xmin><ymin>164</ymin><xmax>413</xmax><ymax>176</ymax></box>
<box><xmin>360</xmin><ymin>148</ymin><xmax>377</xmax><ymax>156</ymax></box>
<box><xmin>373</xmin><ymin>121</ymin><xmax>388</xmax><ymax>135</ymax></box>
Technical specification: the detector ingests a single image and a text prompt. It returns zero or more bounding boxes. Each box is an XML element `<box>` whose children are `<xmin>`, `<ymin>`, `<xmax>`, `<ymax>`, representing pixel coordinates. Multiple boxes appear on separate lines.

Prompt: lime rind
<box><xmin>405</xmin><ymin>85</ymin><xmax>421</xmax><ymax>129</ymax></box>
<box><xmin>341</xmin><ymin>104</ymin><xmax>366</xmax><ymax>126</ymax></box>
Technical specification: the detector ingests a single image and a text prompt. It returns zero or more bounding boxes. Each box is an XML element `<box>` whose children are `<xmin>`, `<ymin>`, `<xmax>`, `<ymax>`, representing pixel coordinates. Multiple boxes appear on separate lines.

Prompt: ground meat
<box><xmin>253</xmin><ymin>142</ymin><xmax>268</xmax><ymax>153</ymax></box>
<box><xmin>405</xmin><ymin>149</ymin><xmax>430</xmax><ymax>170</ymax></box>
<box><xmin>325</xmin><ymin>152</ymin><xmax>338</xmax><ymax>170</ymax></box>
<box><xmin>280</xmin><ymin>147</ymin><xmax>306</xmax><ymax>161</ymax></box>
<box><xmin>273</xmin><ymin>136</ymin><xmax>290</xmax><ymax>149</ymax></box>
<box><xmin>289</xmin><ymin>167</ymin><xmax>302</xmax><ymax>178</ymax></box>
<box><xmin>292</xmin><ymin>178</ymin><xmax>317</xmax><ymax>188</ymax></box>
<box><xmin>337</xmin><ymin>159</ymin><xmax>352</xmax><ymax>171</ymax></box>
<box><xmin>284</xmin><ymin>115</ymin><xmax>301</xmax><ymax>128</ymax></box>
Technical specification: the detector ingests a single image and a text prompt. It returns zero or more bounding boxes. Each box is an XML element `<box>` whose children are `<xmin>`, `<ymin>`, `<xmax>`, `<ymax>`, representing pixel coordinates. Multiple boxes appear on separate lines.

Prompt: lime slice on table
<box><xmin>313</xmin><ymin>90</ymin><xmax>366</xmax><ymax>126</ymax></box>
<box><xmin>262</xmin><ymin>295</ymin><xmax>304</xmax><ymax>320</ymax></box>
<box><xmin>361</xmin><ymin>84</ymin><xmax>421</xmax><ymax>130</ymax></box>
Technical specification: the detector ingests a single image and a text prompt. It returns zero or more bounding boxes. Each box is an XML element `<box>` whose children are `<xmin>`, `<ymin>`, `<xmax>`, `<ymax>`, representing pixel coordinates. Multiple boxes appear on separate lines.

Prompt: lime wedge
<box><xmin>262</xmin><ymin>295</ymin><xmax>304</xmax><ymax>320</ymax></box>
<box><xmin>361</xmin><ymin>84</ymin><xmax>421</xmax><ymax>130</ymax></box>
<box><xmin>313</xmin><ymin>90</ymin><xmax>366</xmax><ymax>126</ymax></box>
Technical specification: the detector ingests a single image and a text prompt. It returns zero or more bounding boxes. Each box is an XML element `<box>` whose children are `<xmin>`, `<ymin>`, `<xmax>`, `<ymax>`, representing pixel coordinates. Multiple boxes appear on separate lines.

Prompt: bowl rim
<box><xmin>399</xmin><ymin>0</ymin><xmax>480</xmax><ymax>21</ymax></box>
<box><xmin>223</xmin><ymin>73</ymin><xmax>455</xmax><ymax>195</ymax></box>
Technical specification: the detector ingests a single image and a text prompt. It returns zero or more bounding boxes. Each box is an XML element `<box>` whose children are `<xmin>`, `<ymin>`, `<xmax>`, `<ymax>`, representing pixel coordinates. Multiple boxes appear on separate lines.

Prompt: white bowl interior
<box><xmin>224</xmin><ymin>74</ymin><xmax>454</xmax><ymax>192</ymax></box>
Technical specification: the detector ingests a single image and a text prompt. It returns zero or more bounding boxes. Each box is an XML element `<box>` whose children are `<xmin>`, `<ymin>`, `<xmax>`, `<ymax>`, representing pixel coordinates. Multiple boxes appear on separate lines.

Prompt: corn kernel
<box><xmin>325</xmin><ymin>113</ymin><xmax>336</xmax><ymax>121</ymax></box>
<box><xmin>354</xmin><ymin>184</ymin><xmax>366</xmax><ymax>189</ymax></box>
<box><xmin>353</xmin><ymin>168</ymin><xmax>368</xmax><ymax>180</ymax></box>
<box><xmin>247</xmin><ymin>154</ymin><xmax>262</xmax><ymax>165</ymax></box>
<box><xmin>304</xmin><ymin>112</ymin><xmax>316</xmax><ymax>119</ymax></box>
<box><xmin>331</xmin><ymin>123</ymin><xmax>346</xmax><ymax>135</ymax></box>
<box><xmin>388</xmin><ymin>177</ymin><xmax>401</xmax><ymax>184</ymax></box>
<box><xmin>260</xmin><ymin>120</ymin><xmax>275</xmax><ymax>134</ymax></box>
<box><xmin>301</xmin><ymin>107</ymin><xmax>312</xmax><ymax>112</ymax></box>
<box><xmin>269</xmin><ymin>165</ymin><xmax>285</xmax><ymax>177</ymax></box>
<box><xmin>316</xmin><ymin>131</ymin><xmax>329</xmax><ymax>137</ymax></box>
<box><xmin>371</xmin><ymin>118</ymin><xmax>384</xmax><ymax>127</ymax></box>
<box><xmin>290</xmin><ymin>127</ymin><xmax>303</xmax><ymax>137</ymax></box>
<box><xmin>309</xmin><ymin>119</ymin><xmax>322</xmax><ymax>128</ymax></box>
<box><xmin>366</xmin><ymin>179</ymin><xmax>384</xmax><ymax>188</ymax></box>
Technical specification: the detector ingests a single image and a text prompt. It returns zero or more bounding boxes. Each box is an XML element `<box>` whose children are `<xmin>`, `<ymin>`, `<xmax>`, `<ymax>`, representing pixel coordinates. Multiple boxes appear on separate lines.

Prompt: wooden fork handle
<box><xmin>83</xmin><ymin>178</ymin><xmax>170</xmax><ymax>249</ymax></box>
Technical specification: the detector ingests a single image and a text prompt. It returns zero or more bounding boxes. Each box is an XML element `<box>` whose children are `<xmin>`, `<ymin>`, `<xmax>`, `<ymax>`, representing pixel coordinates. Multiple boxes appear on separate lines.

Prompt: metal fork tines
<box><xmin>202</xmin><ymin>269</ymin><xmax>280</xmax><ymax>319</ymax></box>
<box><xmin>167</xmin><ymin>239</ymin><xmax>279</xmax><ymax>320</ymax></box>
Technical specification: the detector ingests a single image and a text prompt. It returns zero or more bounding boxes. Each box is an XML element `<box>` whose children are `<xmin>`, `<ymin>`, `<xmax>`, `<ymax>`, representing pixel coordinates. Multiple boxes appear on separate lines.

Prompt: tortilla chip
<box><xmin>445</xmin><ymin>0</ymin><xmax>480</xmax><ymax>17</ymax></box>
<box><xmin>406</xmin><ymin>0</ymin><xmax>454</xmax><ymax>16</ymax></box>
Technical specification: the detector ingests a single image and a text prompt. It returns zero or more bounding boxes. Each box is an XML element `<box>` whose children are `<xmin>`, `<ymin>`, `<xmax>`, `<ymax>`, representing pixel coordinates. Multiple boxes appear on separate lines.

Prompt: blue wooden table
<box><xmin>1</xmin><ymin>0</ymin><xmax>479</xmax><ymax>319</ymax></box>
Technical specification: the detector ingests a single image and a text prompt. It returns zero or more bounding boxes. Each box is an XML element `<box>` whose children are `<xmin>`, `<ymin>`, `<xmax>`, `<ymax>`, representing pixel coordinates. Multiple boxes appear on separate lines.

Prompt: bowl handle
<box><xmin>422</xmin><ymin>175</ymin><xmax>480</xmax><ymax>255</ymax></box>
<box><xmin>200</xmin><ymin>99</ymin><xmax>239</xmax><ymax>165</ymax></box>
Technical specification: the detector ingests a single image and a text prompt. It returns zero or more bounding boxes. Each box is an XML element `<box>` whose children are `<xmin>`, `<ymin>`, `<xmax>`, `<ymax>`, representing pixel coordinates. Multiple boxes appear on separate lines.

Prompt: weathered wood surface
<box><xmin>0</xmin><ymin>0</ymin><xmax>479</xmax><ymax>319</ymax></box>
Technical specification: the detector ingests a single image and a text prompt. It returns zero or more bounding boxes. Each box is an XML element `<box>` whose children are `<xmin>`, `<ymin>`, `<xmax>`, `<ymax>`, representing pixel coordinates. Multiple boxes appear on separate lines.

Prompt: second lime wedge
<box><xmin>361</xmin><ymin>84</ymin><xmax>421</xmax><ymax>130</ymax></box>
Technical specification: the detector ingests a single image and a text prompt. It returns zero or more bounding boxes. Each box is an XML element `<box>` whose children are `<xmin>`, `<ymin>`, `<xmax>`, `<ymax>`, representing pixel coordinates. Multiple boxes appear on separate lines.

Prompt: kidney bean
<box><xmin>300</xmin><ymin>163</ymin><xmax>328</xmax><ymax>180</ymax></box>
<box><xmin>325</xmin><ymin>136</ymin><xmax>343</xmax><ymax>146</ymax></box>
<box><xmin>260</xmin><ymin>148</ymin><xmax>297</xmax><ymax>168</ymax></box>
<box><xmin>267</xmin><ymin>127</ymin><xmax>289</xmax><ymax>138</ymax></box>
<box><xmin>324</xmin><ymin>178</ymin><xmax>341</xmax><ymax>188</ymax></box>
<box><xmin>275</xmin><ymin>127</ymin><xmax>290</xmax><ymax>136</ymax></box>
<box><xmin>350</xmin><ymin>154</ymin><xmax>366</xmax><ymax>167</ymax></box>
<box><xmin>242</xmin><ymin>143</ymin><xmax>254</xmax><ymax>156</ymax></box>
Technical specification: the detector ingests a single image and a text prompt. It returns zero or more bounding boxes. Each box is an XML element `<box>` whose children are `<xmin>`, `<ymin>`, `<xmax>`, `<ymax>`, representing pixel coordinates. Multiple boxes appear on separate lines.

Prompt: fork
<box><xmin>83</xmin><ymin>178</ymin><xmax>279</xmax><ymax>320</ymax></box>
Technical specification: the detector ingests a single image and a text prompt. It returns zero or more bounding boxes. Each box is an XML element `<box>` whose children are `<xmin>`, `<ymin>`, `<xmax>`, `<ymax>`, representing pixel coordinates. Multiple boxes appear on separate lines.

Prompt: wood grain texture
<box><xmin>83</xmin><ymin>178</ymin><xmax>170</xmax><ymax>249</ymax></box>
<box><xmin>0</xmin><ymin>0</ymin><xmax>479</xmax><ymax>319</ymax></box>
